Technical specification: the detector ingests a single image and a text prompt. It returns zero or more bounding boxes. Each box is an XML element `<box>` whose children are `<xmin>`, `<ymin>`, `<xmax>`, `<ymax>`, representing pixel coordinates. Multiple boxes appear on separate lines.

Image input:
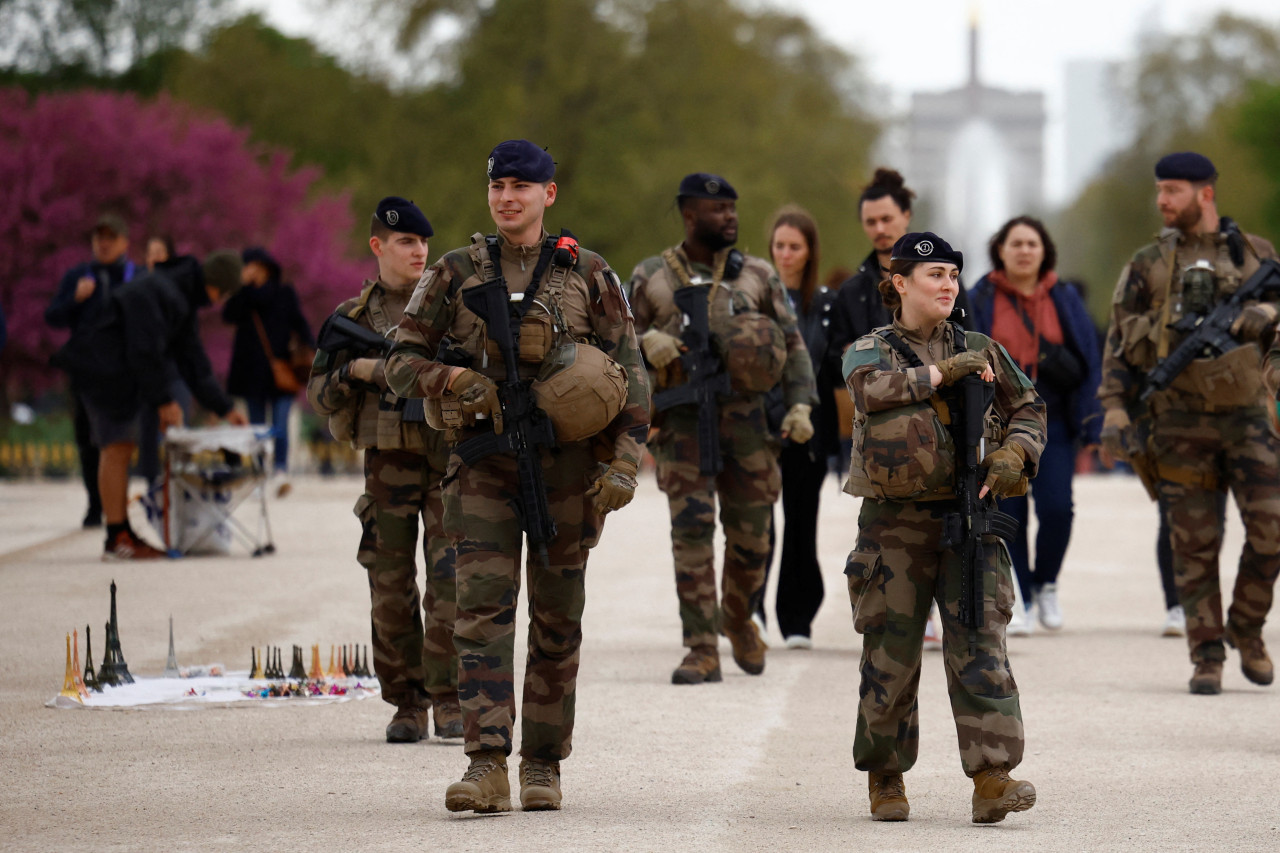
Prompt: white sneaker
<box><xmin>1162</xmin><ymin>605</ymin><xmax>1186</xmax><ymax>637</ymax></box>
<box><xmin>271</xmin><ymin>471</ymin><xmax>292</xmax><ymax>498</ymax></box>
<box><xmin>784</xmin><ymin>635</ymin><xmax>813</xmax><ymax>650</ymax></box>
<box><xmin>923</xmin><ymin>616</ymin><xmax>943</xmax><ymax>651</ymax></box>
<box><xmin>1007</xmin><ymin>604</ymin><xmax>1033</xmax><ymax>637</ymax></box>
<box><xmin>1035</xmin><ymin>583</ymin><xmax>1063</xmax><ymax>631</ymax></box>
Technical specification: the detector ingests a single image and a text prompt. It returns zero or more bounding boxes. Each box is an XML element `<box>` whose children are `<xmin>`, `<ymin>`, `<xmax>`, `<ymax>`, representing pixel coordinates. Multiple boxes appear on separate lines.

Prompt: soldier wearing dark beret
<box><xmin>386</xmin><ymin>140</ymin><xmax>650</xmax><ymax>813</ymax></box>
<box><xmin>1099</xmin><ymin>151</ymin><xmax>1280</xmax><ymax>695</ymax></box>
<box><xmin>842</xmin><ymin>230</ymin><xmax>1045</xmax><ymax>823</ymax></box>
<box><xmin>628</xmin><ymin>172</ymin><xmax>818</xmax><ymax>685</ymax></box>
<box><xmin>308</xmin><ymin>196</ymin><xmax>463</xmax><ymax>745</ymax></box>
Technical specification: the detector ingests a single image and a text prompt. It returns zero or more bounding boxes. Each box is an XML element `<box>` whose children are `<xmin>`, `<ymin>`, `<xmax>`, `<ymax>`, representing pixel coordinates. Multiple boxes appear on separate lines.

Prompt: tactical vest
<box><xmin>845</xmin><ymin>325</ymin><xmax>966</xmax><ymax>501</ymax></box>
<box><xmin>425</xmin><ymin>233</ymin><xmax>626</xmax><ymax>439</ymax></box>
<box><xmin>1119</xmin><ymin>229</ymin><xmax>1270</xmax><ymax>412</ymax></box>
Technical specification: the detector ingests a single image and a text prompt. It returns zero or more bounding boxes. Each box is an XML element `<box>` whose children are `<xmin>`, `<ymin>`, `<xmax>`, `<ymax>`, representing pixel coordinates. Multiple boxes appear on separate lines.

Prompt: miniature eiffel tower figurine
<box><xmin>287</xmin><ymin>645</ymin><xmax>307</xmax><ymax>680</ymax></box>
<box><xmin>60</xmin><ymin>633</ymin><xmax>84</xmax><ymax>701</ymax></box>
<box><xmin>82</xmin><ymin>625</ymin><xmax>101</xmax><ymax>692</ymax></box>
<box><xmin>250</xmin><ymin>647</ymin><xmax>263</xmax><ymax>679</ymax></box>
<box><xmin>360</xmin><ymin>644</ymin><xmax>372</xmax><ymax>677</ymax></box>
<box><xmin>308</xmin><ymin>644</ymin><xmax>323</xmax><ymax>680</ymax></box>
<box><xmin>97</xmin><ymin>580</ymin><xmax>134</xmax><ymax>685</ymax></box>
<box><xmin>327</xmin><ymin>645</ymin><xmax>341</xmax><ymax>679</ymax></box>
<box><xmin>72</xmin><ymin>629</ymin><xmax>89</xmax><ymax>698</ymax></box>
<box><xmin>163</xmin><ymin>616</ymin><xmax>180</xmax><ymax>678</ymax></box>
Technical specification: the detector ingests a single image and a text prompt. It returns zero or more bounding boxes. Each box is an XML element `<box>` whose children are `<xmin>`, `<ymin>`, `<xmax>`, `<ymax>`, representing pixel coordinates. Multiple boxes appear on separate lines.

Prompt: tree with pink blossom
<box><xmin>0</xmin><ymin>86</ymin><xmax>372</xmax><ymax>403</ymax></box>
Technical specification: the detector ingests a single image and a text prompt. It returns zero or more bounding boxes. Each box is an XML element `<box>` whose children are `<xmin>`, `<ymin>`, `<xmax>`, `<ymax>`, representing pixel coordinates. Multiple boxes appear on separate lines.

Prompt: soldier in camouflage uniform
<box><xmin>385</xmin><ymin>141</ymin><xmax>649</xmax><ymax>814</ymax></box>
<box><xmin>843</xmin><ymin>232</ymin><xmax>1045</xmax><ymax>824</ymax></box>
<box><xmin>307</xmin><ymin>197</ymin><xmax>461</xmax><ymax>743</ymax></box>
<box><xmin>629</xmin><ymin>173</ymin><xmax>817</xmax><ymax>685</ymax></box>
<box><xmin>1099</xmin><ymin>152</ymin><xmax>1280</xmax><ymax>695</ymax></box>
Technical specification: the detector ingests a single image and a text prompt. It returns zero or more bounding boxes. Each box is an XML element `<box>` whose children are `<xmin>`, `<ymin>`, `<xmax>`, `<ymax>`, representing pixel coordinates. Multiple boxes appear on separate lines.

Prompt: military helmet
<box><xmin>713</xmin><ymin>312</ymin><xmax>786</xmax><ymax>394</ymax></box>
<box><xmin>532</xmin><ymin>343</ymin><xmax>628</xmax><ymax>442</ymax></box>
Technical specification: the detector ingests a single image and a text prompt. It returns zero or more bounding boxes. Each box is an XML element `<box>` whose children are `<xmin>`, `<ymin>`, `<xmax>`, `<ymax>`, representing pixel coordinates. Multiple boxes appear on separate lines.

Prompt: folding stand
<box><xmin>157</xmin><ymin>426</ymin><xmax>277</xmax><ymax>557</ymax></box>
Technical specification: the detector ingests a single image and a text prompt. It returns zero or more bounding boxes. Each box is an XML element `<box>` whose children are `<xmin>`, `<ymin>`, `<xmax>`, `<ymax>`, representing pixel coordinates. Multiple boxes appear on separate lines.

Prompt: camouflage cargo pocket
<box><xmin>353</xmin><ymin>493</ymin><xmax>377</xmax><ymax>571</ymax></box>
<box><xmin>845</xmin><ymin>548</ymin><xmax>885</xmax><ymax>634</ymax></box>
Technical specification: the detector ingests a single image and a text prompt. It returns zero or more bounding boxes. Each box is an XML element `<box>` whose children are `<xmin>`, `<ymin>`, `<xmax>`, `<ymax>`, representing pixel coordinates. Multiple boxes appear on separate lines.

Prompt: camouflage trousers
<box><xmin>652</xmin><ymin>397</ymin><xmax>780</xmax><ymax>648</ymax></box>
<box><xmin>1150</xmin><ymin>407</ymin><xmax>1280</xmax><ymax>663</ymax></box>
<box><xmin>847</xmin><ymin>499</ymin><xmax>1023</xmax><ymax>777</ymax></box>
<box><xmin>442</xmin><ymin>438</ymin><xmax>605</xmax><ymax>761</ymax></box>
<box><xmin>356</xmin><ymin>445</ymin><xmax>457</xmax><ymax>706</ymax></box>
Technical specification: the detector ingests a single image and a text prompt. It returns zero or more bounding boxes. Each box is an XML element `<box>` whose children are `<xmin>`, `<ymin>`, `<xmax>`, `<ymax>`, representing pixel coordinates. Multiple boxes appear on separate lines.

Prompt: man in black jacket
<box><xmin>45</xmin><ymin>213</ymin><xmax>138</xmax><ymax>528</ymax></box>
<box><xmin>57</xmin><ymin>251</ymin><xmax>248</xmax><ymax>559</ymax></box>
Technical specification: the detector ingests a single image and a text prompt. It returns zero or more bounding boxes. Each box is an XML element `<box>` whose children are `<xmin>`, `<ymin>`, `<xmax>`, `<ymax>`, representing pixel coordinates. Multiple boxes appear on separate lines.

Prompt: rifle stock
<box><xmin>317</xmin><ymin>313</ymin><xmax>393</xmax><ymax>356</ymax></box>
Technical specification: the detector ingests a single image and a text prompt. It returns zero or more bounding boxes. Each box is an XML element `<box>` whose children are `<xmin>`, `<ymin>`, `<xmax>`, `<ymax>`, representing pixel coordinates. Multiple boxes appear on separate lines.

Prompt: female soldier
<box><xmin>842</xmin><ymin>232</ymin><xmax>1046</xmax><ymax>824</ymax></box>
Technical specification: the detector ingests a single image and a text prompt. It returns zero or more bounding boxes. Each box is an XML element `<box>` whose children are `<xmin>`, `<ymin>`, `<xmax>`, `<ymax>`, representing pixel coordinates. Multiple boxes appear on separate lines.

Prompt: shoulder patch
<box><xmin>854</xmin><ymin>338</ymin><xmax>875</xmax><ymax>351</ymax></box>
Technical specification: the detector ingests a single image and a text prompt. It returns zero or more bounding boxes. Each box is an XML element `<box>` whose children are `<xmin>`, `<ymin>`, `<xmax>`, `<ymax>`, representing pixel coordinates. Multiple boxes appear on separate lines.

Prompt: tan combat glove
<box><xmin>1230</xmin><ymin>302</ymin><xmax>1279</xmax><ymax>342</ymax></box>
<box><xmin>1099</xmin><ymin>407</ymin><xmax>1131</xmax><ymax>460</ymax></box>
<box><xmin>982</xmin><ymin>442</ymin><xmax>1027</xmax><ymax>498</ymax></box>
<box><xmin>779</xmin><ymin>403</ymin><xmax>814</xmax><ymax>443</ymax></box>
<box><xmin>935</xmin><ymin>351</ymin><xmax>989</xmax><ymax>385</ymax></box>
<box><xmin>586</xmin><ymin>459</ymin><xmax>639</xmax><ymax>515</ymax></box>
<box><xmin>451</xmin><ymin>369</ymin><xmax>503</xmax><ymax>434</ymax></box>
<box><xmin>641</xmin><ymin>328</ymin><xmax>683</xmax><ymax>369</ymax></box>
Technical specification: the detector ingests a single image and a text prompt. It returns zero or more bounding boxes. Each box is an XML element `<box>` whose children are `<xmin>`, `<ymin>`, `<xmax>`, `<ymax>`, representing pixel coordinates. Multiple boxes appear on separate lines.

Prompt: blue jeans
<box><xmin>247</xmin><ymin>395</ymin><xmax>292</xmax><ymax>473</ymax></box>
<box><xmin>999</xmin><ymin>418</ymin><xmax>1075</xmax><ymax>603</ymax></box>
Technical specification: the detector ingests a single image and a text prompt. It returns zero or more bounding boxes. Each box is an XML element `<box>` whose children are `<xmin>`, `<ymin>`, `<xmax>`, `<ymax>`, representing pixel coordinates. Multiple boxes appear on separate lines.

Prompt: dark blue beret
<box><xmin>677</xmin><ymin>172</ymin><xmax>737</xmax><ymax>202</ymax></box>
<box><xmin>241</xmin><ymin>246</ymin><xmax>281</xmax><ymax>279</ymax></box>
<box><xmin>1155</xmin><ymin>152</ymin><xmax>1217</xmax><ymax>182</ymax></box>
<box><xmin>487</xmin><ymin>140</ymin><xmax>556</xmax><ymax>183</ymax></box>
<box><xmin>375</xmin><ymin>196</ymin><xmax>433</xmax><ymax>238</ymax></box>
<box><xmin>891</xmin><ymin>231</ymin><xmax>963</xmax><ymax>273</ymax></box>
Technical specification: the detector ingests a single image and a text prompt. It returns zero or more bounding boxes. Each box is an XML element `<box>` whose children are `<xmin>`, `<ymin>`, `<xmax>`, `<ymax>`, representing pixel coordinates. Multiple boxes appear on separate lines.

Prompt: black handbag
<box><xmin>1007</xmin><ymin>293</ymin><xmax>1086</xmax><ymax>393</ymax></box>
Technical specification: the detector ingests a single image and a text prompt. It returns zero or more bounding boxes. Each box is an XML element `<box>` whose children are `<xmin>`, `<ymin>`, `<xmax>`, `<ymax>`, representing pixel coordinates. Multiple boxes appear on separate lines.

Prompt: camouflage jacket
<box><xmin>1099</xmin><ymin>227</ymin><xmax>1277</xmax><ymax>414</ymax></box>
<box><xmin>628</xmin><ymin>245</ymin><xmax>817</xmax><ymax>409</ymax></box>
<box><xmin>307</xmin><ymin>279</ymin><xmax>444</xmax><ymax>454</ymax></box>
<box><xmin>385</xmin><ymin>231</ymin><xmax>650</xmax><ymax>469</ymax></box>
<box><xmin>842</xmin><ymin>317</ymin><xmax>1046</xmax><ymax>500</ymax></box>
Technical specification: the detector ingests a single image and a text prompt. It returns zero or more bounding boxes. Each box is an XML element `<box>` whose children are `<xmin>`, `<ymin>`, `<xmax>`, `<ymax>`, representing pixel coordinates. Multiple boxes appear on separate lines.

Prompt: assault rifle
<box><xmin>943</xmin><ymin>370</ymin><xmax>1019</xmax><ymax>656</ymax></box>
<box><xmin>317</xmin><ymin>312</ymin><xmax>392</xmax><ymax>357</ymax></box>
<box><xmin>1140</xmin><ymin>258</ymin><xmax>1280</xmax><ymax>402</ymax></box>
<box><xmin>652</xmin><ymin>285</ymin><xmax>732</xmax><ymax>475</ymax></box>
<box><xmin>454</xmin><ymin>276</ymin><xmax>558</xmax><ymax>566</ymax></box>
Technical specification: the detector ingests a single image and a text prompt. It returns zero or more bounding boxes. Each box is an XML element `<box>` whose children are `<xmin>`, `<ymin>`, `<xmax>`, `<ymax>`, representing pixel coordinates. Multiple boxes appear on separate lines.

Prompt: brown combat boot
<box><xmin>671</xmin><ymin>645</ymin><xmax>722</xmax><ymax>684</ymax></box>
<box><xmin>445</xmin><ymin>750</ymin><xmax>511</xmax><ymax>813</ymax></box>
<box><xmin>385</xmin><ymin>694</ymin><xmax>430</xmax><ymax>743</ymax></box>
<box><xmin>725</xmin><ymin>621</ymin><xmax>766</xmax><ymax>675</ymax></box>
<box><xmin>519</xmin><ymin>758</ymin><xmax>563</xmax><ymax>811</ymax></box>
<box><xmin>1225</xmin><ymin>623</ymin><xmax>1275</xmax><ymax>686</ymax></box>
<box><xmin>868</xmin><ymin>772</ymin><xmax>909</xmax><ymax>821</ymax></box>
<box><xmin>433</xmin><ymin>692</ymin><xmax>464</xmax><ymax>739</ymax></box>
<box><xmin>1189</xmin><ymin>659</ymin><xmax>1223</xmax><ymax>695</ymax></box>
<box><xmin>971</xmin><ymin>765</ymin><xmax>1036</xmax><ymax>823</ymax></box>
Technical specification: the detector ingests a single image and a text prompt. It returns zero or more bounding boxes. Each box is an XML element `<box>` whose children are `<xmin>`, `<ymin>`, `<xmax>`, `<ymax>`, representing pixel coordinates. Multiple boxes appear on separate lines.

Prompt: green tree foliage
<box><xmin>166</xmin><ymin>0</ymin><xmax>877</xmax><ymax>274</ymax></box>
<box><xmin>1053</xmin><ymin>12</ymin><xmax>1280</xmax><ymax>320</ymax></box>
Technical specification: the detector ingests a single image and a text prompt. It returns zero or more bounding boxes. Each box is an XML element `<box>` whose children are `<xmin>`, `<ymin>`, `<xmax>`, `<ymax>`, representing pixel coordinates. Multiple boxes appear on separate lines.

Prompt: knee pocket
<box><xmin>845</xmin><ymin>548</ymin><xmax>884</xmax><ymax>634</ymax></box>
<box><xmin>354</xmin><ymin>493</ymin><xmax>377</xmax><ymax>572</ymax></box>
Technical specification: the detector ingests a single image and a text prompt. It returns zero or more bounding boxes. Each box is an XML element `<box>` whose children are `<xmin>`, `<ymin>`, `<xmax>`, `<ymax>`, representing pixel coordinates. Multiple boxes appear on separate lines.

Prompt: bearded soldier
<box><xmin>629</xmin><ymin>173</ymin><xmax>817</xmax><ymax>684</ymax></box>
<box><xmin>386</xmin><ymin>140</ymin><xmax>649</xmax><ymax>813</ymax></box>
<box><xmin>1099</xmin><ymin>151</ymin><xmax>1280</xmax><ymax>695</ymax></box>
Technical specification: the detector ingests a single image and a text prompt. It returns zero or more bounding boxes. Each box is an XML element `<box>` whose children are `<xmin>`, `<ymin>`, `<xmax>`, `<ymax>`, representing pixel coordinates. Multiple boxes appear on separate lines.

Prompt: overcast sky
<box><xmin>243</xmin><ymin>0</ymin><xmax>1280</xmax><ymax>204</ymax></box>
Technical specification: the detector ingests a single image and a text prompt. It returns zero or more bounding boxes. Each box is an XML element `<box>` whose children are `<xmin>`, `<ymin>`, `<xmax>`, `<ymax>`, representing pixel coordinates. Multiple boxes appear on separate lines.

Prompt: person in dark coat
<box><xmin>56</xmin><ymin>252</ymin><xmax>248</xmax><ymax>559</ymax></box>
<box><xmin>221</xmin><ymin>247</ymin><xmax>315</xmax><ymax>494</ymax></box>
<box><xmin>45</xmin><ymin>213</ymin><xmax>138</xmax><ymax>527</ymax></box>
<box><xmin>968</xmin><ymin>216</ymin><xmax>1103</xmax><ymax>634</ymax></box>
<box><xmin>756</xmin><ymin>205</ymin><xmax>841</xmax><ymax>648</ymax></box>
